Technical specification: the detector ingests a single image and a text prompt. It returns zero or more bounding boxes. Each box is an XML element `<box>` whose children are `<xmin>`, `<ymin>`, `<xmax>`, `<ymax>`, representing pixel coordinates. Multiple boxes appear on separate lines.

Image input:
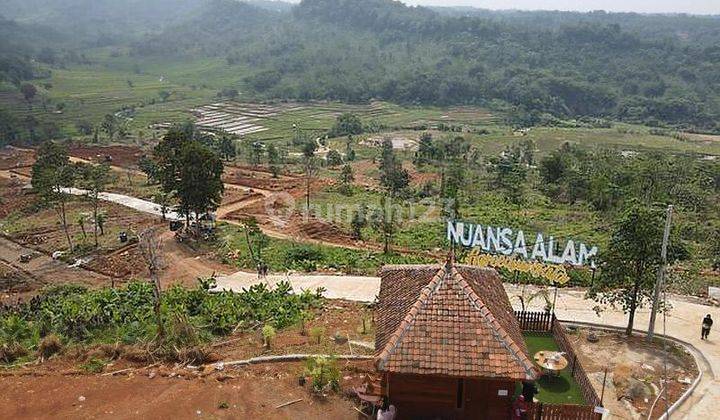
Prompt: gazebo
<box><xmin>375</xmin><ymin>262</ymin><xmax>538</xmax><ymax>419</ymax></box>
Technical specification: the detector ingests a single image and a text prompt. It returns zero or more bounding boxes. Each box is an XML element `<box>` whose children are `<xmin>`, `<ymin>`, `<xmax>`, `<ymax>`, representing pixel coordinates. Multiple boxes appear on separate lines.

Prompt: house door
<box><xmin>463</xmin><ymin>379</ymin><xmax>514</xmax><ymax>419</ymax></box>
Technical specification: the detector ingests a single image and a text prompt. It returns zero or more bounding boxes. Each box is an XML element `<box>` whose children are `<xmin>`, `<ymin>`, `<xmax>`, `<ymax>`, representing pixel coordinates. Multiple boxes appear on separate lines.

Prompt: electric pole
<box><xmin>647</xmin><ymin>205</ymin><xmax>673</xmax><ymax>342</ymax></box>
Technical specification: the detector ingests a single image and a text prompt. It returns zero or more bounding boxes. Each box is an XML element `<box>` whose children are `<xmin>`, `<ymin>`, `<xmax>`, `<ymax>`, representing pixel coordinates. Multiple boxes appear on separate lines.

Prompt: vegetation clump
<box><xmin>0</xmin><ymin>278</ymin><xmax>324</xmax><ymax>365</ymax></box>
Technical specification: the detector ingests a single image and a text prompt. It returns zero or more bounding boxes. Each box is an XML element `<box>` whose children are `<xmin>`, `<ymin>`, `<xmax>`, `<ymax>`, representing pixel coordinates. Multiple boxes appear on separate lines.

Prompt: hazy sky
<box><xmin>401</xmin><ymin>0</ymin><xmax>719</xmax><ymax>15</ymax></box>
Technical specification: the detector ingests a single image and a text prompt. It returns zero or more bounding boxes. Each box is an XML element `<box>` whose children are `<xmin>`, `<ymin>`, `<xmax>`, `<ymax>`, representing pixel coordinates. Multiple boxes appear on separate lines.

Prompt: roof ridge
<box><xmin>376</xmin><ymin>265</ymin><xmax>447</xmax><ymax>370</ymax></box>
<box><xmin>448</xmin><ymin>266</ymin><xmax>537</xmax><ymax>379</ymax></box>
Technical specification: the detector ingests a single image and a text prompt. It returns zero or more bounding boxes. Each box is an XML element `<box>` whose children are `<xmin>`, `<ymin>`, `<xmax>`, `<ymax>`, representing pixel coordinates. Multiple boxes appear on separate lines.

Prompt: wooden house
<box><xmin>375</xmin><ymin>262</ymin><xmax>539</xmax><ymax>419</ymax></box>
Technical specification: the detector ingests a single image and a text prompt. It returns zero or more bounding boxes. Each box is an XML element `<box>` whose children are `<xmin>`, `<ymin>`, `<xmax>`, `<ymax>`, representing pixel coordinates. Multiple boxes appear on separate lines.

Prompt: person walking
<box><xmin>702</xmin><ymin>314</ymin><xmax>713</xmax><ymax>340</ymax></box>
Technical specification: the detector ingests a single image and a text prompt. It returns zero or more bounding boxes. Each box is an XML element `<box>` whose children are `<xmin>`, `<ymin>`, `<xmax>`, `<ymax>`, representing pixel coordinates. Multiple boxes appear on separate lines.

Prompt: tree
<box><xmin>492</xmin><ymin>148</ymin><xmax>528</xmax><ymax>204</ymax></box>
<box><xmin>414</xmin><ymin>132</ymin><xmax>435</xmax><ymax>166</ymax></box>
<box><xmin>20</xmin><ymin>84</ymin><xmax>37</xmax><ymax>108</ymax></box>
<box><xmin>31</xmin><ymin>142</ymin><xmax>76</xmax><ymax>252</ymax></box>
<box><xmin>378</xmin><ymin>139</ymin><xmax>409</xmax><ymax>195</ymax></box>
<box><xmin>153</xmin><ymin>191</ymin><xmax>174</xmax><ymax>221</ymax></box>
<box><xmin>218</xmin><ymin>134</ymin><xmax>237</xmax><ymax>162</ymax></box>
<box><xmin>371</xmin><ymin>195</ymin><xmax>397</xmax><ymax>254</ymax></box>
<box><xmin>338</xmin><ymin>164</ymin><xmax>354</xmax><ymax>196</ymax></box>
<box><xmin>350</xmin><ymin>205</ymin><xmax>367</xmax><ymax>240</ymax></box>
<box><xmin>267</xmin><ymin>144</ymin><xmax>282</xmax><ymax>178</ymax></box>
<box><xmin>75</xmin><ymin>120</ymin><xmax>94</xmax><ymax>136</ymax></box>
<box><xmin>249</xmin><ymin>141</ymin><xmax>264</xmax><ymax>167</ymax></box>
<box><xmin>330</xmin><ymin>113</ymin><xmax>363</xmax><ymax>137</ymax></box>
<box><xmin>154</xmin><ymin>125</ymin><xmax>195</xmax><ymax>194</ymax></box>
<box><xmin>138</xmin><ymin>228</ymin><xmax>165</xmax><ymax>339</ymax></box>
<box><xmin>326</xmin><ymin>149</ymin><xmax>343</xmax><ymax>167</ymax></box>
<box><xmin>101</xmin><ymin>114</ymin><xmax>118</xmax><ymax>140</ymax></box>
<box><xmin>345</xmin><ymin>136</ymin><xmax>356</xmax><ymax>161</ymax></box>
<box><xmin>79</xmin><ymin>163</ymin><xmax>112</xmax><ymax>247</ymax></box>
<box><xmin>139</xmin><ymin>156</ymin><xmax>159</xmax><ymax>184</ymax></box>
<box><xmin>176</xmin><ymin>142</ymin><xmax>225</xmax><ymax>225</ymax></box>
<box><xmin>302</xmin><ymin>140</ymin><xmax>318</xmax><ymax>211</ymax></box>
<box><xmin>590</xmin><ymin>201</ymin><xmax>686</xmax><ymax>335</ymax></box>
<box><xmin>239</xmin><ymin>216</ymin><xmax>268</xmax><ymax>264</ymax></box>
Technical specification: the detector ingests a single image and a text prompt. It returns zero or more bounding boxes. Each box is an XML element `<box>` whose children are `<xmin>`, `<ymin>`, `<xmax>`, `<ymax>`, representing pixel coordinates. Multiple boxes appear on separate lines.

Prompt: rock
<box><xmin>678</xmin><ymin>376</ymin><xmax>692</xmax><ymax>384</ymax></box>
<box><xmin>78</xmin><ymin>396</ymin><xmax>86</xmax><ymax>402</ymax></box>
<box><xmin>642</xmin><ymin>364</ymin><xmax>655</xmax><ymax>372</ymax></box>
<box><xmin>709</xmin><ymin>286</ymin><xmax>720</xmax><ymax>301</ymax></box>
<box><xmin>626</xmin><ymin>378</ymin><xmax>652</xmax><ymax>402</ymax></box>
<box><xmin>613</xmin><ymin>362</ymin><xmax>644</xmax><ymax>395</ymax></box>
<box><xmin>148</xmin><ymin>371</ymin><xmax>156</xmax><ymax>379</ymax></box>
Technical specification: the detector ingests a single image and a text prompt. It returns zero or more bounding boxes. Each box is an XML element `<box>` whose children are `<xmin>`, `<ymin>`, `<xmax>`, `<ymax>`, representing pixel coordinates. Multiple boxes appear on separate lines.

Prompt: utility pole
<box><xmin>647</xmin><ymin>205</ymin><xmax>673</xmax><ymax>342</ymax></box>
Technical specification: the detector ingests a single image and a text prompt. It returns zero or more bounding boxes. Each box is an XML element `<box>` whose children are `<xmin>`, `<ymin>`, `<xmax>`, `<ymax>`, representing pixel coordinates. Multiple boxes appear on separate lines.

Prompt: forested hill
<box><xmin>132</xmin><ymin>0</ymin><xmax>720</xmax><ymax>131</ymax></box>
<box><xmin>2</xmin><ymin>0</ymin><xmax>720</xmax><ymax>132</ymax></box>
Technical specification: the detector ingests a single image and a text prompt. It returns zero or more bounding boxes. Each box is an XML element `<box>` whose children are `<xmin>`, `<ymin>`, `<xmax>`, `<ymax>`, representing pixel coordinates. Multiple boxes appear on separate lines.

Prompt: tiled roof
<box><xmin>375</xmin><ymin>263</ymin><xmax>537</xmax><ymax>380</ymax></box>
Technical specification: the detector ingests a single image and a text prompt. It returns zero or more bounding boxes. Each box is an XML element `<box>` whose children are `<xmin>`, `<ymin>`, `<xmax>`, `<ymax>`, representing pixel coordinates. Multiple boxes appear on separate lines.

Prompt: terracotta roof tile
<box><xmin>374</xmin><ymin>263</ymin><xmax>537</xmax><ymax>380</ymax></box>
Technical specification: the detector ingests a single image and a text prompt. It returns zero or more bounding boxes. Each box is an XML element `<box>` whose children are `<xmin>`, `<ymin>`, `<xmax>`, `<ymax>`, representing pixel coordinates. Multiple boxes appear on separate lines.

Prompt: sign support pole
<box><xmin>647</xmin><ymin>205</ymin><xmax>673</xmax><ymax>342</ymax></box>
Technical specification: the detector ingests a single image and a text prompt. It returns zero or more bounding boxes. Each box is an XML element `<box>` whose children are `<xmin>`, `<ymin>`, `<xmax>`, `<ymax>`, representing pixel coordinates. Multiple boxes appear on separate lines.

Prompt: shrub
<box><xmin>38</xmin><ymin>334</ymin><xmax>63</xmax><ymax>359</ymax></box>
<box><xmin>309</xmin><ymin>326</ymin><xmax>325</xmax><ymax>345</ymax></box>
<box><xmin>81</xmin><ymin>358</ymin><xmax>107</xmax><ymax>373</ymax></box>
<box><xmin>262</xmin><ymin>325</ymin><xmax>276</xmax><ymax>349</ymax></box>
<box><xmin>303</xmin><ymin>356</ymin><xmax>340</xmax><ymax>395</ymax></box>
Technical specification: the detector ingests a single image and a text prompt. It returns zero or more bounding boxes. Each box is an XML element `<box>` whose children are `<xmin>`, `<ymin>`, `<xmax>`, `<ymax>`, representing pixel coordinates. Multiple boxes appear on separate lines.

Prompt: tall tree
<box><xmin>79</xmin><ymin>163</ymin><xmax>112</xmax><ymax>247</ymax></box>
<box><xmin>590</xmin><ymin>201</ymin><xmax>686</xmax><ymax>335</ymax></box>
<box><xmin>302</xmin><ymin>139</ymin><xmax>318</xmax><ymax>211</ymax></box>
<box><xmin>176</xmin><ymin>141</ymin><xmax>225</xmax><ymax>224</ymax></box>
<box><xmin>378</xmin><ymin>138</ymin><xmax>409</xmax><ymax>195</ymax></box>
<box><xmin>31</xmin><ymin>141</ymin><xmax>76</xmax><ymax>252</ymax></box>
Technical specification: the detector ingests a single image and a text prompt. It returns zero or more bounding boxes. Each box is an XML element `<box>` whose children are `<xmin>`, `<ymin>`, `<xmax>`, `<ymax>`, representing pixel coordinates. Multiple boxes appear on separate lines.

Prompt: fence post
<box><xmin>536</xmin><ymin>402</ymin><xmax>543</xmax><ymax>420</ymax></box>
<box><xmin>571</xmin><ymin>355</ymin><xmax>577</xmax><ymax>376</ymax></box>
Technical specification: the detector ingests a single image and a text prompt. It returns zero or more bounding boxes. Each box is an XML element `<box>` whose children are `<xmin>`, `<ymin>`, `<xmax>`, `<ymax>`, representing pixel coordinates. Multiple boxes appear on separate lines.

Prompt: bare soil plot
<box><xmin>0</xmin><ymin>236</ymin><xmax>111</xmax><ymax>300</ymax></box>
<box><xmin>68</xmin><ymin>145</ymin><xmax>147</xmax><ymax>169</ymax></box>
<box><xmin>0</xmin><ymin>177</ymin><xmax>35</xmax><ymax>219</ymax></box>
<box><xmin>0</xmin><ymin>146</ymin><xmax>35</xmax><ymax>170</ymax></box>
<box><xmin>5</xmin><ymin>199</ymin><xmax>161</xmax><ymax>256</ymax></box>
<box><xmin>223</xmin><ymin>166</ymin><xmax>304</xmax><ymax>192</ymax></box>
<box><xmin>0</xmin><ymin>301</ymin><xmax>374</xmax><ymax>419</ymax></box>
<box><xmin>573</xmin><ymin>328</ymin><xmax>697</xmax><ymax>419</ymax></box>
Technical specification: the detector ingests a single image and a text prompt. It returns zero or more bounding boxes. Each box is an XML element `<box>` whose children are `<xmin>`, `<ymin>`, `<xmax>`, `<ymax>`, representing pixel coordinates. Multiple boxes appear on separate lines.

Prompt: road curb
<box><xmin>559</xmin><ymin>319</ymin><xmax>709</xmax><ymax>420</ymax></box>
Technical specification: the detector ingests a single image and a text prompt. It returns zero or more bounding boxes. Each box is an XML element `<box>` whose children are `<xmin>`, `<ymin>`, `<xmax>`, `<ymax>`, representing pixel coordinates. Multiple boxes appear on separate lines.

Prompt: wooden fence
<box><xmin>514</xmin><ymin>310</ymin><xmax>553</xmax><ymax>331</ymax></box>
<box><xmin>515</xmin><ymin>311</ymin><xmax>603</xmax><ymax>419</ymax></box>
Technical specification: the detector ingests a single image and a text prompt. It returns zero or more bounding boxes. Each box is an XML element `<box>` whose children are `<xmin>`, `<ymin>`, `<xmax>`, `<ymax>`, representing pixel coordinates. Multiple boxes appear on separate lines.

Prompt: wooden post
<box><xmin>600</xmin><ymin>368</ymin><xmax>608</xmax><ymax>406</ymax></box>
<box><xmin>571</xmin><ymin>355</ymin><xmax>577</xmax><ymax>376</ymax></box>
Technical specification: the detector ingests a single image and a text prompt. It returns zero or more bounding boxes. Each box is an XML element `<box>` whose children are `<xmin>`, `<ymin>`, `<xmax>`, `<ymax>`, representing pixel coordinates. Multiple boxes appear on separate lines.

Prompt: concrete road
<box><xmin>214</xmin><ymin>271</ymin><xmax>381</xmax><ymax>302</ymax></box>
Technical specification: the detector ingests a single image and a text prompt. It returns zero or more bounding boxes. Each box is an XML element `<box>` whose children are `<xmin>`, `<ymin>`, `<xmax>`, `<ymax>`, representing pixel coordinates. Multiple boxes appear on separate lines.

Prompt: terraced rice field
<box><xmin>191</xmin><ymin>102</ymin><xmax>303</xmax><ymax>136</ymax></box>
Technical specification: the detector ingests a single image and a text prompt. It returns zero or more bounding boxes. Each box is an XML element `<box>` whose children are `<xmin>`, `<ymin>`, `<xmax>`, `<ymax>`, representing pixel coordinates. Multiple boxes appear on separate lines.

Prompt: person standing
<box><xmin>702</xmin><ymin>314</ymin><xmax>713</xmax><ymax>340</ymax></box>
<box><xmin>511</xmin><ymin>395</ymin><xmax>528</xmax><ymax>420</ymax></box>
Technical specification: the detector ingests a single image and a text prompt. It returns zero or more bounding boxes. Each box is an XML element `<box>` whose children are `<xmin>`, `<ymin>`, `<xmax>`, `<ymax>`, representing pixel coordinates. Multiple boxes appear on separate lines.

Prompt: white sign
<box><xmin>447</xmin><ymin>221</ymin><xmax>598</xmax><ymax>267</ymax></box>
<box><xmin>497</xmin><ymin>389</ymin><xmax>509</xmax><ymax>396</ymax></box>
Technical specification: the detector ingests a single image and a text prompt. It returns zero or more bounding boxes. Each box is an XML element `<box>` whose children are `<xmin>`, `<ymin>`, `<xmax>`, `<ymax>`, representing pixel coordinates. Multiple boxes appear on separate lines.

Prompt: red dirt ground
<box><xmin>0</xmin><ymin>302</ymin><xmax>374</xmax><ymax>419</ymax></box>
<box><xmin>0</xmin><ymin>146</ymin><xmax>34</xmax><ymax>170</ymax></box>
<box><xmin>223</xmin><ymin>166</ymin><xmax>304</xmax><ymax>192</ymax></box>
<box><xmin>68</xmin><ymin>145</ymin><xmax>147</xmax><ymax>169</ymax></box>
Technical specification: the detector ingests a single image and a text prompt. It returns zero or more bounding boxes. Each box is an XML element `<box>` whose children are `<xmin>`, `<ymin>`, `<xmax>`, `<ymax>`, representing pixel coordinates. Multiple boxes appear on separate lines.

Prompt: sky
<box><xmin>401</xmin><ymin>0</ymin><xmax>720</xmax><ymax>15</ymax></box>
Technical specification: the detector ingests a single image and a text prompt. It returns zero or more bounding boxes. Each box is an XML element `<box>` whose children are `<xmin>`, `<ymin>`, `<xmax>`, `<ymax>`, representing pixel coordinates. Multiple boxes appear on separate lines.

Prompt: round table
<box><xmin>533</xmin><ymin>351</ymin><xmax>568</xmax><ymax>375</ymax></box>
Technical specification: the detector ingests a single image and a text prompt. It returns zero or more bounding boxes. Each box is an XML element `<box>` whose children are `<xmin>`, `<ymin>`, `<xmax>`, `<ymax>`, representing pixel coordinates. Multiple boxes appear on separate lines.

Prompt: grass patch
<box><xmin>522</xmin><ymin>331</ymin><xmax>586</xmax><ymax>405</ymax></box>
